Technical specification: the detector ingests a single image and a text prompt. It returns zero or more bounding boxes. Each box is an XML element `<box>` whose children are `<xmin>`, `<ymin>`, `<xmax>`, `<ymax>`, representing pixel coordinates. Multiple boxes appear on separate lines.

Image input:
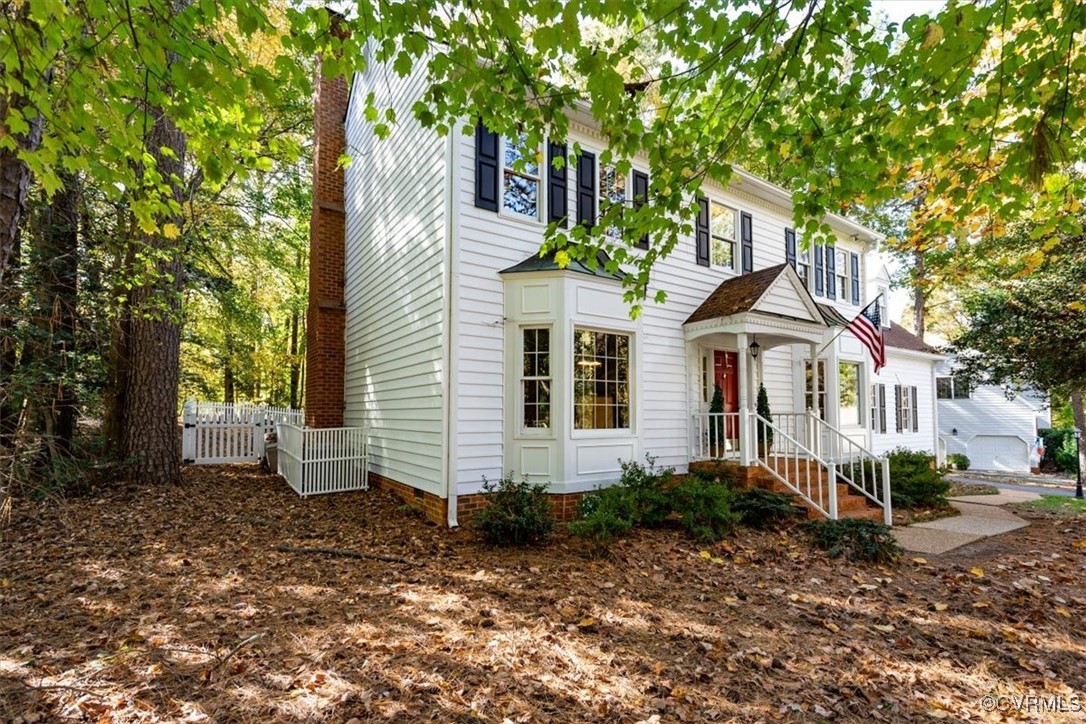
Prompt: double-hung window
<box><xmin>521</xmin><ymin>328</ymin><xmax>551</xmax><ymax>430</ymax></box>
<box><xmin>804</xmin><ymin>360</ymin><xmax>827</xmax><ymax>419</ymax></box>
<box><xmin>598</xmin><ymin>164</ymin><xmax>627</xmax><ymax>238</ymax></box>
<box><xmin>710</xmin><ymin>201</ymin><xmax>737</xmax><ymax>270</ymax></box>
<box><xmin>798</xmin><ymin>247</ymin><xmax>811</xmax><ymax>287</ymax></box>
<box><xmin>502</xmin><ymin>135</ymin><xmax>542</xmax><ymax>219</ymax></box>
<box><xmin>574</xmin><ymin>329</ymin><xmax>631</xmax><ymax>430</ymax></box>
<box><xmin>839</xmin><ymin>362</ymin><xmax>862</xmax><ymax>426</ymax></box>
<box><xmin>936</xmin><ymin>376</ymin><xmax>971</xmax><ymax>400</ymax></box>
<box><xmin>835</xmin><ymin>249</ymin><xmax>849</xmax><ymax>302</ymax></box>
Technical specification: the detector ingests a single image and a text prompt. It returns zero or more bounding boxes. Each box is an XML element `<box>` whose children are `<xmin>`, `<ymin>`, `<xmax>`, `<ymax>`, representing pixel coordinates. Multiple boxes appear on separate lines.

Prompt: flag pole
<box><xmin>815</xmin><ymin>296</ymin><xmax>881</xmax><ymax>358</ymax></box>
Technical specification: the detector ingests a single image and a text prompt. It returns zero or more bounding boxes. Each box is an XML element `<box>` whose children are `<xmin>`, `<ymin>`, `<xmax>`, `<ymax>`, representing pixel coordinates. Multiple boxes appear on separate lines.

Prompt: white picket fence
<box><xmin>277</xmin><ymin>423</ymin><xmax>370</xmax><ymax>496</ymax></box>
<box><xmin>181</xmin><ymin>400</ymin><xmax>304</xmax><ymax>464</ymax></box>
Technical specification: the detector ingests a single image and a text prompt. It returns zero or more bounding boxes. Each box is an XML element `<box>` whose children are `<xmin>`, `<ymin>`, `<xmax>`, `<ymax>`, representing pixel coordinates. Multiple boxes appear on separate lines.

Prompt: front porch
<box><xmin>682</xmin><ymin>264</ymin><xmax>891</xmax><ymax>523</ymax></box>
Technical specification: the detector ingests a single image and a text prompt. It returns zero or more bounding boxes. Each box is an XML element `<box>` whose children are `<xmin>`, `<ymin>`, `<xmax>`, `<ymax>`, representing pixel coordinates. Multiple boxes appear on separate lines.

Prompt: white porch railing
<box><xmin>691</xmin><ymin>412</ymin><xmax>741</xmax><ymax>460</ymax></box>
<box><xmin>277</xmin><ymin>423</ymin><xmax>369</xmax><ymax>496</ymax></box>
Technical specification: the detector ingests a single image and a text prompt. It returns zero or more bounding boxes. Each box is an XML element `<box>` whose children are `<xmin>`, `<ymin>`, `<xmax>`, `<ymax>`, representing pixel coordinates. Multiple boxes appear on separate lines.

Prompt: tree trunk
<box><xmin>289</xmin><ymin>308</ymin><xmax>299</xmax><ymax>409</ymax></box>
<box><xmin>1072</xmin><ymin>390</ymin><xmax>1085</xmax><ymax>481</ymax></box>
<box><xmin>912</xmin><ymin>248</ymin><xmax>926</xmax><ymax>341</ymax></box>
<box><xmin>224</xmin><ymin>355</ymin><xmax>235</xmax><ymax>403</ymax></box>
<box><xmin>117</xmin><ymin>104</ymin><xmax>186</xmax><ymax>485</ymax></box>
<box><xmin>0</xmin><ymin>5</ymin><xmax>46</xmax><ymax>448</ymax></box>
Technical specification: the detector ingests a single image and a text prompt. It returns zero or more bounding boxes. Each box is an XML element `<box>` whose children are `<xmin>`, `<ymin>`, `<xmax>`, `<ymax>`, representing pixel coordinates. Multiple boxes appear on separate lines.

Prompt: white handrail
<box><xmin>805</xmin><ymin>411</ymin><xmax>892</xmax><ymax>524</ymax></box>
<box><xmin>750</xmin><ymin>412</ymin><xmax>837</xmax><ymax>519</ymax></box>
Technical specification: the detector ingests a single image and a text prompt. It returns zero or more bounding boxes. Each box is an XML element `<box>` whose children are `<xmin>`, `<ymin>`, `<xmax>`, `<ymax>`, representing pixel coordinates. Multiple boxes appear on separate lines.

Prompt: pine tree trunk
<box><xmin>118</xmin><ymin>105</ymin><xmax>186</xmax><ymax>485</ymax></box>
<box><xmin>912</xmin><ymin>249</ymin><xmax>926</xmax><ymax>341</ymax></box>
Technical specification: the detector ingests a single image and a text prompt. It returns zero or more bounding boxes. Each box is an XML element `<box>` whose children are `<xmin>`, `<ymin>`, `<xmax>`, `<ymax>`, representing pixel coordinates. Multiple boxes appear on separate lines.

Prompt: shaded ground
<box><xmin>2</xmin><ymin>466</ymin><xmax>1085</xmax><ymax>723</ymax></box>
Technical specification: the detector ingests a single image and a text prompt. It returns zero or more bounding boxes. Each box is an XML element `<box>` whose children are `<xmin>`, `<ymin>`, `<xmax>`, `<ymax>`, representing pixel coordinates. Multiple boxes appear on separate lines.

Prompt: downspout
<box><xmin>443</xmin><ymin>129</ymin><xmax>460</xmax><ymax>528</ymax></box>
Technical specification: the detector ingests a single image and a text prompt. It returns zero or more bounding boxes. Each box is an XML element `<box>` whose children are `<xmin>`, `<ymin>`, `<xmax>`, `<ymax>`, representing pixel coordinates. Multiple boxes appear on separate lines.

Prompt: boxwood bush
<box><xmin>887</xmin><ymin>447</ymin><xmax>950</xmax><ymax>509</ymax></box>
<box><xmin>806</xmin><ymin>518</ymin><xmax>901</xmax><ymax>564</ymax></box>
<box><xmin>471</xmin><ymin>474</ymin><xmax>555</xmax><ymax>546</ymax></box>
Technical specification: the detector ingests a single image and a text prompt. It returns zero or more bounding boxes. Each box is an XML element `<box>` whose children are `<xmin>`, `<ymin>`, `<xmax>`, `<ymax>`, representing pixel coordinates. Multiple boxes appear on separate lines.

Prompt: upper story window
<box><xmin>936</xmin><ymin>376</ymin><xmax>971</xmax><ymax>400</ymax></box>
<box><xmin>835</xmin><ymin>249</ymin><xmax>849</xmax><ymax>302</ymax></box>
<box><xmin>797</xmin><ymin>247</ymin><xmax>811</xmax><ymax>287</ymax></box>
<box><xmin>598</xmin><ymin>164</ymin><xmax>627</xmax><ymax>237</ymax></box>
<box><xmin>877</xmin><ymin>286</ymin><xmax>889</xmax><ymax>327</ymax></box>
<box><xmin>710</xmin><ymin>202</ymin><xmax>737</xmax><ymax>270</ymax></box>
<box><xmin>502</xmin><ymin>135</ymin><xmax>541</xmax><ymax>219</ymax></box>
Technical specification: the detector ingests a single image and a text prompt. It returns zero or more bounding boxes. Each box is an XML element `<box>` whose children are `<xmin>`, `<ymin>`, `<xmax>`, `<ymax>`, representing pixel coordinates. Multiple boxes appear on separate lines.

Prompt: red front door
<box><xmin>714</xmin><ymin>350</ymin><xmax>739</xmax><ymax>438</ymax></box>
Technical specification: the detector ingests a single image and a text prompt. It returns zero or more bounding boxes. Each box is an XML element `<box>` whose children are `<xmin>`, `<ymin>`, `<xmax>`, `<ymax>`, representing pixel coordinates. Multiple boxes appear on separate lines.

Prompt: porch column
<box><xmin>738</xmin><ymin>332</ymin><xmax>750</xmax><ymax>466</ymax></box>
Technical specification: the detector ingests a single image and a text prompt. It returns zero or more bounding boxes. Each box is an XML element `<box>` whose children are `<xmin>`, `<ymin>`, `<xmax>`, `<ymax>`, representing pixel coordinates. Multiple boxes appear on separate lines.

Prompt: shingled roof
<box><xmin>884</xmin><ymin>322</ymin><xmax>941</xmax><ymax>355</ymax></box>
<box><xmin>499</xmin><ymin>249</ymin><xmax>627</xmax><ymax>281</ymax></box>
<box><xmin>686</xmin><ymin>263</ymin><xmax>812</xmax><ymax>325</ymax></box>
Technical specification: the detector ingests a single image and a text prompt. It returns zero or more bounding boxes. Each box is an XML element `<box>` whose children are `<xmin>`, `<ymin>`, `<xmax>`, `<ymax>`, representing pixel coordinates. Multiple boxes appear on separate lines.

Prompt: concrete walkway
<box><xmin>892</xmin><ymin>491</ymin><xmax>1040</xmax><ymax>555</ymax></box>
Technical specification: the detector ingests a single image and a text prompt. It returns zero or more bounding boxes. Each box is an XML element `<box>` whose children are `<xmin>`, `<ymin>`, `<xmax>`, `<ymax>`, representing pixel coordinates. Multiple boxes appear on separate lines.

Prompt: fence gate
<box><xmin>182</xmin><ymin>400</ymin><xmax>304</xmax><ymax>465</ymax></box>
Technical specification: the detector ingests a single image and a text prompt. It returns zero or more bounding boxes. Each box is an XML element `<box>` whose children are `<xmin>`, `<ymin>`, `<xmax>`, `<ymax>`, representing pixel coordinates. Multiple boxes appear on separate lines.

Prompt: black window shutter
<box><xmin>632</xmin><ymin>170</ymin><xmax>649</xmax><ymax>249</ymax></box>
<box><xmin>474</xmin><ymin>121</ymin><xmax>499</xmax><ymax>211</ymax></box>
<box><xmin>695</xmin><ymin>196</ymin><xmax>710</xmax><ymax>267</ymax></box>
<box><xmin>576</xmin><ymin>151</ymin><xmax>596</xmax><ymax>229</ymax></box>
<box><xmin>878</xmin><ymin>384</ymin><xmax>887</xmax><ymax>434</ymax></box>
<box><xmin>740</xmin><ymin>211</ymin><xmax>753</xmax><ymax>273</ymax></box>
<box><xmin>894</xmin><ymin>385</ymin><xmax>903</xmax><ymax>433</ymax></box>
<box><xmin>546</xmin><ymin>141</ymin><xmax>568</xmax><ymax>227</ymax></box>
<box><xmin>826</xmin><ymin>246</ymin><xmax>836</xmax><ymax>299</ymax></box>
<box><xmin>911</xmin><ymin>387</ymin><xmax>919</xmax><ymax>432</ymax></box>
<box><xmin>813</xmin><ymin>244</ymin><xmax>824</xmax><ymax>296</ymax></box>
<box><xmin>850</xmin><ymin>252</ymin><xmax>860</xmax><ymax>304</ymax></box>
<box><xmin>785</xmin><ymin>228</ymin><xmax>797</xmax><ymax>269</ymax></box>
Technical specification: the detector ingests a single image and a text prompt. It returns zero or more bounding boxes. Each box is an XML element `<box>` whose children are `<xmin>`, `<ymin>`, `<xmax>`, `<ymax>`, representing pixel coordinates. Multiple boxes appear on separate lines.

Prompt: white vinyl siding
<box><xmin>343</xmin><ymin>62</ymin><xmax>447</xmax><ymax>496</ymax></box>
<box><xmin>869</xmin><ymin>351</ymin><xmax>938</xmax><ymax>456</ymax></box>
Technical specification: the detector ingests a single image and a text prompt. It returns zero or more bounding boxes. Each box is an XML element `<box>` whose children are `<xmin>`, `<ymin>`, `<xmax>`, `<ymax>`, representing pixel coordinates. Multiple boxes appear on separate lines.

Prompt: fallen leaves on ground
<box><xmin>1</xmin><ymin>466</ymin><xmax>1084</xmax><ymax>722</ymax></box>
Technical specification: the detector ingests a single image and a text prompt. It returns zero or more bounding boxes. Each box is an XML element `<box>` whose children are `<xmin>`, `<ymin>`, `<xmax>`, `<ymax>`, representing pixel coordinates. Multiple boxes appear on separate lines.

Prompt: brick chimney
<box><xmin>305</xmin><ymin>29</ymin><xmax>348</xmax><ymax>428</ymax></box>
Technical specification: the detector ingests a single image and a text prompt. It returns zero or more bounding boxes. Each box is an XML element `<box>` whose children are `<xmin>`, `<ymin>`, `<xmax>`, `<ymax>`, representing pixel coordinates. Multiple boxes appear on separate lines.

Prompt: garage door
<box><xmin>968</xmin><ymin>435</ymin><xmax>1029</xmax><ymax>472</ymax></box>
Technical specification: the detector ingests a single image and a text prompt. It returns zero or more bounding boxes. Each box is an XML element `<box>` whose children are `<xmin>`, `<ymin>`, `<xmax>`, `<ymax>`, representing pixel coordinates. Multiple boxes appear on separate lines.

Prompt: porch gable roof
<box><xmin>685</xmin><ymin>263</ymin><xmax>826</xmax><ymax>327</ymax></box>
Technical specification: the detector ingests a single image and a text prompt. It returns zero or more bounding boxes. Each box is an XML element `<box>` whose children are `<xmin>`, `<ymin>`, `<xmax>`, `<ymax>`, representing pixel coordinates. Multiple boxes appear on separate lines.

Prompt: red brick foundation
<box><xmin>368</xmin><ymin>472</ymin><xmax>585</xmax><ymax>527</ymax></box>
<box><xmin>305</xmin><ymin>33</ymin><xmax>349</xmax><ymax>428</ymax></box>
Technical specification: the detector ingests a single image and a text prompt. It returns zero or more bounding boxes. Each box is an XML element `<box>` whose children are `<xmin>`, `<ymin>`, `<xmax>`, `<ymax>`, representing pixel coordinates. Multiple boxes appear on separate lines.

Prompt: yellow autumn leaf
<box><xmin>1072</xmin><ymin>540</ymin><xmax>1086</xmax><ymax>549</ymax></box>
<box><xmin>163</xmin><ymin>222</ymin><xmax>180</xmax><ymax>239</ymax></box>
<box><xmin>933</xmin><ymin>602</ymin><xmax>948</xmax><ymax>612</ymax></box>
<box><xmin>970</xmin><ymin>567</ymin><xmax>984</xmax><ymax>578</ymax></box>
<box><xmin>823</xmin><ymin>621</ymin><xmax>840</xmax><ymax>633</ymax></box>
<box><xmin>554</xmin><ymin>250</ymin><xmax>570</xmax><ymax>268</ymax></box>
<box><xmin>1055</xmin><ymin>606</ymin><xmax>1071</xmax><ymax>618</ymax></box>
<box><xmin>912</xmin><ymin>557</ymin><xmax>928</xmax><ymax>565</ymax></box>
<box><xmin>872</xmin><ymin>624</ymin><xmax>895</xmax><ymax>633</ymax></box>
<box><xmin>699</xmin><ymin>550</ymin><xmax>711</xmax><ymax>559</ymax></box>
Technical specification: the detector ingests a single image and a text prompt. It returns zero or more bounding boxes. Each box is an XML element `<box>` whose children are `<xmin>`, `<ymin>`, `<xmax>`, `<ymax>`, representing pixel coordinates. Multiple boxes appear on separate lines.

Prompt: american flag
<box><xmin>848</xmin><ymin>298</ymin><xmax>885</xmax><ymax>372</ymax></box>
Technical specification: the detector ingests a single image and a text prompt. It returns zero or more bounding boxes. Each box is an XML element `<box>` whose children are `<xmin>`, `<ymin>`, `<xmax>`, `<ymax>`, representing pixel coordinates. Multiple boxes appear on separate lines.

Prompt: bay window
<box><xmin>521</xmin><ymin>328</ymin><xmax>551</xmax><ymax>430</ymax></box>
<box><xmin>574</xmin><ymin>329</ymin><xmax>630</xmax><ymax>430</ymax></box>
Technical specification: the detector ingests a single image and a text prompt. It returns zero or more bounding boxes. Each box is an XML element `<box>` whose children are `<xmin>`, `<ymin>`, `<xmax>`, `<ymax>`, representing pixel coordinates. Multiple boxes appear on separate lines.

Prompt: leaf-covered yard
<box><xmin>2</xmin><ymin>467</ymin><xmax>1084</xmax><ymax>723</ymax></box>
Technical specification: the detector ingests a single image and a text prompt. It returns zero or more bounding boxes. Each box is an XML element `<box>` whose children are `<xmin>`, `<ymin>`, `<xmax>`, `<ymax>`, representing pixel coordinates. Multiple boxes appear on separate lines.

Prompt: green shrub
<box><xmin>669</xmin><ymin>478</ymin><xmax>738</xmax><ymax>542</ymax></box>
<box><xmin>471</xmin><ymin>474</ymin><xmax>555</xmax><ymax>546</ymax></box>
<box><xmin>617</xmin><ymin>456</ymin><xmax>674</xmax><ymax>527</ymax></box>
<box><xmin>569</xmin><ymin>485</ymin><xmax>637</xmax><ymax>546</ymax></box>
<box><xmin>1040</xmin><ymin>428</ymin><xmax>1078</xmax><ymax>473</ymax></box>
<box><xmin>887</xmin><ymin>447</ymin><xmax>950</xmax><ymax>509</ymax></box>
<box><xmin>756</xmin><ymin>383</ymin><xmax>773</xmax><ymax>448</ymax></box>
<box><xmin>690</xmin><ymin>461</ymin><xmax>738</xmax><ymax>486</ymax></box>
<box><xmin>806</xmin><ymin>518</ymin><xmax>901</xmax><ymax>564</ymax></box>
<box><xmin>732</xmin><ymin>487</ymin><xmax>800</xmax><ymax>529</ymax></box>
<box><xmin>946</xmin><ymin>453</ymin><xmax>970</xmax><ymax>471</ymax></box>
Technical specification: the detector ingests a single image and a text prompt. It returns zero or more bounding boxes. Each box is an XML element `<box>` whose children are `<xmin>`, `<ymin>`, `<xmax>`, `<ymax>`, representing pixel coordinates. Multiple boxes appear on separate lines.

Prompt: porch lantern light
<box><xmin>951</xmin><ymin>428</ymin><xmax>958</xmax><ymax>436</ymax></box>
<box><xmin>749</xmin><ymin>337</ymin><xmax>761</xmax><ymax>359</ymax></box>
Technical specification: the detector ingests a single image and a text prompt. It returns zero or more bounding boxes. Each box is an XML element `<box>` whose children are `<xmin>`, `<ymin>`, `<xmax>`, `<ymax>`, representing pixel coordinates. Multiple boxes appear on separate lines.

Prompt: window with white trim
<box><xmin>502</xmin><ymin>135</ymin><xmax>541</xmax><ymax>219</ymax></box>
<box><xmin>598</xmin><ymin>164</ymin><xmax>627</xmax><ymax>238</ymax></box>
<box><xmin>877</xmin><ymin>286</ymin><xmax>890</xmax><ymax>327</ymax></box>
<box><xmin>709</xmin><ymin>201</ymin><xmax>737</xmax><ymax>270</ymax></box>
<box><xmin>798</xmin><ymin>246</ymin><xmax>811</xmax><ymax>287</ymax></box>
<box><xmin>835</xmin><ymin>249</ymin><xmax>849</xmax><ymax>302</ymax></box>
<box><xmin>574</xmin><ymin>329</ymin><xmax>630</xmax><ymax>430</ymax></box>
<box><xmin>804</xmin><ymin>360</ymin><xmax>827</xmax><ymax>420</ymax></box>
<box><xmin>936</xmin><ymin>375</ymin><xmax>971</xmax><ymax>400</ymax></box>
<box><xmin>521</xmin><ymin>328</ymin><xmax>551</xmax><ymax>430</ymax></box>
<box><xmin>839</xmin><ymin>362</ymin><xmax>862</xmax><ymax>426</ymax></box>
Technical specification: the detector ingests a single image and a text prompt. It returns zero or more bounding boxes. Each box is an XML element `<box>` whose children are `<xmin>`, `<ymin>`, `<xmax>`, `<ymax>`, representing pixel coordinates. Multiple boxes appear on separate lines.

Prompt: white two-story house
<box><xmin>307</xmin><ymin>55</ymin><xmax>938</xmax><ymax>527</ymax></box>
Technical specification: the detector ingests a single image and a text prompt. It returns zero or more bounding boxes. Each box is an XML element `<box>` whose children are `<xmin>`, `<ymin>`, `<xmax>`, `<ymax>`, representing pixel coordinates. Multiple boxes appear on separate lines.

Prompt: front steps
<box><xmin>690</xmin><ymin>459</ymin><xmax>884</xmax><ymax>522</ymax></box>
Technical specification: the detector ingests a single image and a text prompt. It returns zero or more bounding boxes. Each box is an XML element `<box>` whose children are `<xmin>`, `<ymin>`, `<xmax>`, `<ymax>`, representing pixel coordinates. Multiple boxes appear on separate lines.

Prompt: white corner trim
<box><xmin>444</xmin><ymin>129</ymin><xmax>460</xmax><ymax>528</ymax></box>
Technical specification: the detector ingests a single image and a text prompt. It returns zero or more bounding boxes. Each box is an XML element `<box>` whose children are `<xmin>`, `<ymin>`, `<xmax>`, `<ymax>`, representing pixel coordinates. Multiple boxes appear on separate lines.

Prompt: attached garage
<box><xmin>967</xmin><ymin>435</ymin><xmax>1030</xmax><ymax>472</ymax></box>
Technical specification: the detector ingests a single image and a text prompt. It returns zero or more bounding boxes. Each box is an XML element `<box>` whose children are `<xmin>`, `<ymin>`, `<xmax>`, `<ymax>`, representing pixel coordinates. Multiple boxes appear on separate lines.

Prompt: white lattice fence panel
<box><xmin>276</xmin><ymin>424</ymin><xmax>369</xmax><ymax>496</ymax></box>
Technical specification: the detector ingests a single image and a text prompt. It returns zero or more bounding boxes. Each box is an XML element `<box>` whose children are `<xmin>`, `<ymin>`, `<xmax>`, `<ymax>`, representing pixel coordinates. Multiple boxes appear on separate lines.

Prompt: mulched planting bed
<box><xmin>2</xmin><ymin>465</ymin><xmax>1084</xmax><ymax>722</ymax></box>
